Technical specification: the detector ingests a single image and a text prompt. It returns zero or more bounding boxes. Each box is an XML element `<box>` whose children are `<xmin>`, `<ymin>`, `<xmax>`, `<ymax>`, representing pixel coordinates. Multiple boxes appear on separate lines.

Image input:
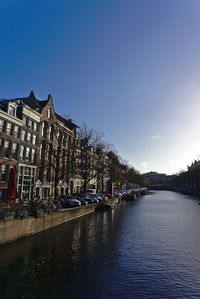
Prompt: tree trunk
<box><xmin>101</xmin><ymin>172</ymin><xmax>104</xmax><ymax>193</ymax></box>
<box><xmin>54</xmin><ymin>177</ymin><xmax>58</xmax><ymax>200</ymax></box>
<box><xmin>83</xmin><ymin>177</ymin><xmax>87</xmax><ymax>194</ymax></box>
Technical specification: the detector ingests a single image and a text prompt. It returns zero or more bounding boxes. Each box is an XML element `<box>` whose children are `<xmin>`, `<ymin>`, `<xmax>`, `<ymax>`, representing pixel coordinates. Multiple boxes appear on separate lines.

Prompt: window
<box><xmin>14</xmin><ymin>125</ymin><xmax>19</xmax><ymax>138</ymax></box>
<box><xmin>24</xmin><ymin>166</ymin><xmax>31</xmax><ymax>176</ymax></box>
<box><xmin>50</xmin><ymin>126</ymin><xmax>54</xmax><ymax>141</ymax></box>
<box><xmin>1</xmin><ymin>164</ymin><xmax>8</xmax><ymax>181</ymax></box>
<box><xmin>27</xmin><ymin>132</ymin><xmax>31</xmax><ymax>142</ymax></box>
<box><xmin>1</xmin><ymin>165</ymin><xmax>6</xmax><ymax>174</ymax></box>
<box><xmin>56</xmin><ymin>131</ymin><xmax>60</xmax><ymax>140</ymax></box>
<box><xmin>48</xmin><ymin>126</ymin><xmax>51</xmax><ymax>140</ymax></box>
<box><xmin>32</xmin><ymin>134</ymin><xmax>36</xmax><ymax>145</ymax></box>
<box><xmin>21</xmin><ymin>130</ymin><xmax>26</xmax><ymax>141</ymax></box>
<box><xmin>41</xmin><ymin>122</ymin><xmax>45</xmax><ymax>137</ymax></box>
<box><xmin>23</xmin><ymin>116</ymin><xmax>27</xmax><ymax>126</ymax></box>
<box><xmin>6</xmin><ymin>122</ymin><xmax>12</xmax><ymax>135</ymax></box>
<box><xmin>39</xmin><ymin>144</ymin><xmax>42</xmax><ymax>159</ymax></box>
<box><xmin>28</xmin><ymin>119</ymin><xmax>32</xmax><ymax>129</ymax></box>
<box><xmin>19</xmin><ymin>145</ymin><xmax>25</xmax><ymax>160</ymax></box>
<box><xmin>47</xmin><ymin>109</ymin><xmax>51</xmax><ymax>118</ymax></box>
<box><xmin>12</xmin><ymin>143</ymin><xmax>18</xmax><ymax>159</ymax></box>
<box><xmin>4</xmin><ymin>141</ymin><xmax>10</xmax><ymax>158</ymax></box>
<box><xmin>31</xmin><ymin>148</ymin><xmax>35</xmax><ymax>163</ymax></box>
<box><xmin>48</xmin><ymin>126</ymin><xmax>54</xmax><ymax>141</ymax></box>
<box><xmin>25</xmin><ymin>147</ymin><xmax>30</xmax><ymax>160</ymax></box>
<box><xmin>8</xmin><ymin>105</ymin><xmax>16</xmax><ymax>116</ymax></box>
<box><xmin>33</xmin><ymin>122</ymin><xmax>37</xmax><ymax>131</ymax></box>
<box><xmin>0</xmin><ymin>119</ymin><xmax>4</xmax><ymax>132</ymax></box>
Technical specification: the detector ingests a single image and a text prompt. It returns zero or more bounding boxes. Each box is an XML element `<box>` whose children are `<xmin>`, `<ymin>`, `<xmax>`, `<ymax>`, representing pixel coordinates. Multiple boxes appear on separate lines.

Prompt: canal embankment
<box><xmin>0</xmin><ymin>197</ymin><xmax>120</xmax><ymax>246</ymax></box>
<box><xmin>150</xmin><ymin>185</ymin><xmax>200</xmax><ymax>198</ymax></box>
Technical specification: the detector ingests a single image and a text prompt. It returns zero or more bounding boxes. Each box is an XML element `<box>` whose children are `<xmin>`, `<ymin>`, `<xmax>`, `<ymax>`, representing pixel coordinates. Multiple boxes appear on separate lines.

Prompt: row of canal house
<box><xmin>0</xmin><ymin>91</ymin><xmax>98</xmax><ymax>202</ymax></box>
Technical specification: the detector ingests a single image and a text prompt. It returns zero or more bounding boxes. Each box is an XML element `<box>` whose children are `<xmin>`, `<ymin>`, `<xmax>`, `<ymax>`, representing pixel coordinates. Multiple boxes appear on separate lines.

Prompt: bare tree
<box><xmin>78</xmin><ymin>124</ymin><xmax>105</xmax><ymax>193</ymax></box>
<box><xmin>107</xmin><ymin>150</ymin><xmax>122</xmax><ymax>189</ymax></box>
<box><xmin>39</xmin><ymin>123</ymin><xmax>76</xmax><ymax>199</ymax></box>
<box><xmin>107</xmin><ymin>150</ymin><xmax>146</xmax><ymax>190</ymax></box>
<box><xmin>95</xmin><ymin>143</ymin><xmax>110</xmax><ymax>193</ymax></box>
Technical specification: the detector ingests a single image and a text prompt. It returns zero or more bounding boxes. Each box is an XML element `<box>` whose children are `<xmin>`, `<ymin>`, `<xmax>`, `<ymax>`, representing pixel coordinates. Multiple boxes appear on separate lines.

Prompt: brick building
<box><xmin>0</xmin><ymin>92</ymin><xmax>79</xmax><ymax>201</ymax></box>
<box><xmin>0</xmin><ymin>94</ymin><xmax>41</xmax><ymax>201</ymax></box>
<box><xmin>0</xmin><ymin>91</ymin><xmax>104</xmax><ymax>202</ymax></box>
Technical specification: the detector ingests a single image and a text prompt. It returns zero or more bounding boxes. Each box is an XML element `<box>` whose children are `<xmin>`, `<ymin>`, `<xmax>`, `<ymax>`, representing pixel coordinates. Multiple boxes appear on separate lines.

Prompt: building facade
<box><xmin>0</xmin><ymin>101</ymin><xmax>23</xmax><ymax>200</ymax></box>
<box><xmin>0</xmin><ymin>91</ymin><xmax>106</xmax><ymax>202</ymax></box>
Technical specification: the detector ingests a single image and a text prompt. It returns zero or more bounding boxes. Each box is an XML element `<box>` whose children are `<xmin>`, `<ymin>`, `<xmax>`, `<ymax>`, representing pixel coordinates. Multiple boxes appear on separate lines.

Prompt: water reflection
<box><xmin>0</xmin><ymin>206</ymin><xmax>123</xmax><ymax>299</ymax></box>
<box><xmin>1</xmin><ymin>192</ymin><xmax>200</xmax><ymax>298</ymax></box>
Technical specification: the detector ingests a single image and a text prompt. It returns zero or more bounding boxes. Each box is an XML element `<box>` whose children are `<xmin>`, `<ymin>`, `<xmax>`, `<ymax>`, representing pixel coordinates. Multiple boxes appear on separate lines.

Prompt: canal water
<box><xmin>1</xmin><ymin>191</ymin><xmax>200</xmax><ymax>298</ymax></box>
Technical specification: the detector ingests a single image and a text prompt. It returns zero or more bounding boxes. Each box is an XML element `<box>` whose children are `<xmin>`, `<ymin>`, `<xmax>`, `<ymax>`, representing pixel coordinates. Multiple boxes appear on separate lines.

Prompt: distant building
<box><xmin>143</xmin><ymin>171</ymin><xmax>169</xmax><ymax>186</ymax></box>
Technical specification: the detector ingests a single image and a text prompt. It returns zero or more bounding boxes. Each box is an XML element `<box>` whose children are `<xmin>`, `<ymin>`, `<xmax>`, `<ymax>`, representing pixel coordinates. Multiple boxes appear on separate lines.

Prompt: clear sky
<box><xmin>1</xmin><ymin>0</ymin><xmax>200</xmax><ymax>175</ymax></box>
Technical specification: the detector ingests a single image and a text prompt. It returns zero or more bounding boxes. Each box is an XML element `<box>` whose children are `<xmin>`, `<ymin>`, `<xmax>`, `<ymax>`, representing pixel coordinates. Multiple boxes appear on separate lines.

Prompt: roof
<box><xmin>0</xmin><ymin>91</ymin><xmax>52</xmax><ymax>113</ymax></box>
<box><xmin>0</xmin><ymin>91</ymin><xmax>79</xmax><ymax>129</ymax></box>
<box><xmin>55</xmin><ymin>112</ymin><xmax>79</xmax><ymax>130</ymax></box>
<box><xmin>37</xmin><ymin>100</ymin><xmax>49</xmax><ymax>108</ymax></box>
<box><xmin>1</xmin><ymin>91</ymin><xmax>41</xmax><ymax>110</ymax></box>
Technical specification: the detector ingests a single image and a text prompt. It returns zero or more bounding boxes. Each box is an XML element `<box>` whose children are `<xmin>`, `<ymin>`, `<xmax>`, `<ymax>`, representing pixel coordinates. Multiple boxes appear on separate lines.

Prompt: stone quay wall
<box><xmin>0</xmin><ymin>197</ymin><xmax>120</xmax><ymax>246</ymax></box>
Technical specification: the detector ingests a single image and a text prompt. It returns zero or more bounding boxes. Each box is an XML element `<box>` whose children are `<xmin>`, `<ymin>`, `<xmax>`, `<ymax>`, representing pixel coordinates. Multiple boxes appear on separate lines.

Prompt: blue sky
<box><xmin>1</xmin><ymin>0</ymin><xmax>200</xmax><ymax>174</ymax></box>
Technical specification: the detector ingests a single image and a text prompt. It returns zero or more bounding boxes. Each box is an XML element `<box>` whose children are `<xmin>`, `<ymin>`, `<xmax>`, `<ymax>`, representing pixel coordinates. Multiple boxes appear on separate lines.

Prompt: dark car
<box><xmin>88</xmin><ymin>194</ymin><xmax>103</xmax><ymax>202</ymax></box>
<box><xmin>73</xmin><ymin>196</ymin><xmax>88</xmax><ymax>206</ymax></box>
<box><xmin>60</xmin><ymin>197</ymin><xmax>81</xmax><ymax>208</ymax></box>
<box><xmin>96</xmin><ymin>193</ymin><xmax>108</xmax><ymax>201</ymax></box>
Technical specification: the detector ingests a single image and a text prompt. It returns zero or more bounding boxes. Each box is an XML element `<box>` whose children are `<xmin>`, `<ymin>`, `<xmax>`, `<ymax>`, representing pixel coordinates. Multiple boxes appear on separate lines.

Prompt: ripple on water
<box><xmin>1</xmin><ymin>191</ymin><xmax>200</xmax><ymax>298</ymax></box>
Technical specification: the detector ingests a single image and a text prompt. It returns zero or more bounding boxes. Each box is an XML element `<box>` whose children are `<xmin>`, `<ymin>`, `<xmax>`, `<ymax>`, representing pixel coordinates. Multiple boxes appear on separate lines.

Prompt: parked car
<box><xmin>88</xmin><ymin>195</ymin><xmax>99</xmax><ymax>203</ymax></box>
<box><xmin>60</xmin><ymin>197</ymin><xmax>81</xmax><ymax>208</ymax></box>
<box><xmin>73</xmin><ymin>196</ymin><xmax>88</xmax><ymax>206</ymax></box>
<box><xmin>97</xmin><ymin>193</ymin><xmax>108</xmax><ymax>201</ymax></box>
<box><xmin>89</xmin><ymin>194</ymin><xmax>103</xmax><ymax>202</ymax></box>
<box><xmin>84</xmin><ymin>196</ymin><xmax>95</xmax><ymax>204</ymax></box>
<box><xmin>79</xmin><ymin>198</ymin><xmax>88</xmax><ymax>206</ymax></box>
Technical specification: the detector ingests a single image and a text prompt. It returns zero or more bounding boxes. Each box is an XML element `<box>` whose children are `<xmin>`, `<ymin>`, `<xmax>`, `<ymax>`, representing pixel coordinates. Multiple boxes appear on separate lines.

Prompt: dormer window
<box><xmin>8</xmin><ymin>105</ymin><xmax>16</xmax><ymax>117</ymax></box>
<box><xmin>47</xmin><ymin>109</ymin><xmax>51</xmax><ymax>119</ymax></box>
